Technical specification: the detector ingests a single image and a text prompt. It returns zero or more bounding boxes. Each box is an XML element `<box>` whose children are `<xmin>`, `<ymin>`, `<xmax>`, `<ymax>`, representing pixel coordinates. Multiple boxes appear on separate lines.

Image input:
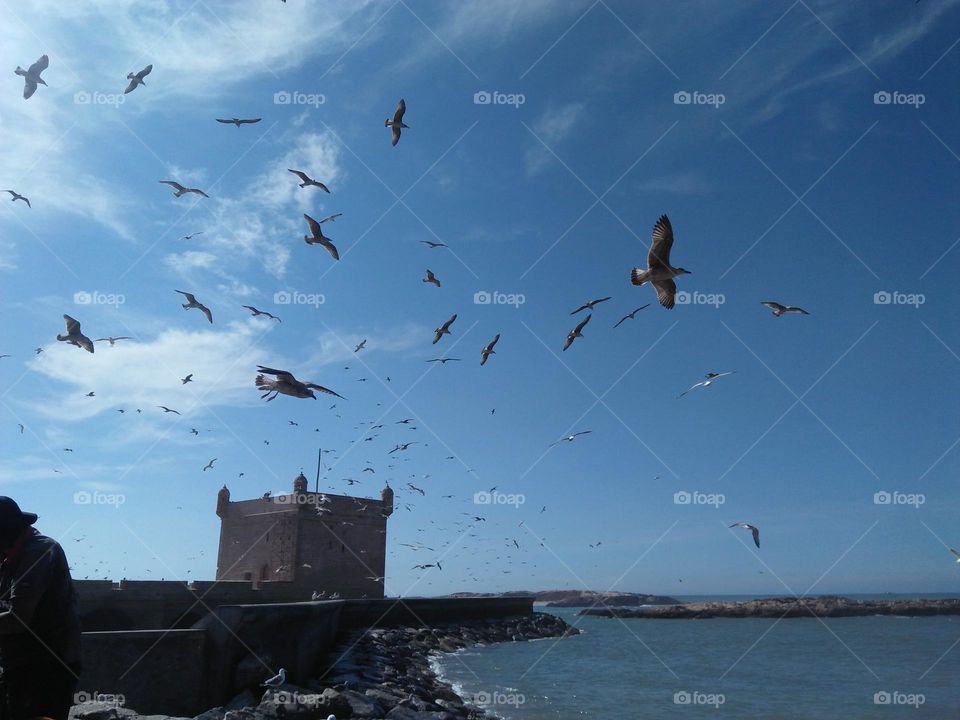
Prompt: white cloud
<box><xmin>636</xmin><ymin>171</ymin><xmax>711</xmax><ymax>196</ymax></box>
<box><xmin>524</xmin><ymin>102</ymin><xmax>585</xmax><ymax>176</ymax></box>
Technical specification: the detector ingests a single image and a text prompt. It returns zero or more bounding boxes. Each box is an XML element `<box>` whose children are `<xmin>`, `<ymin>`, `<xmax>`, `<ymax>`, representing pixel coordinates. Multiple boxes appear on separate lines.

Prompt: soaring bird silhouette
<box><xmin>242</xmin><ymin>305</ymin><xmax>281</xmax><ymax>322</ymax></box>
<box><xmin>762</xmin><ymin>301</ymin><xmax>809</xmax><ymax>317</ymax></box>
<box><xmin>255</xmin><ymin>366</ymin><xmax>344</xmax><ymax>401</ymax></box>
<box><xmin>216</xmin><ymin>117</ymin><xmax>261</xmax><ymax>127</ymax></box>
<box><xmin>303</xmin><ymin>213</ymin><xmax>339</xmax><ymax>260</ymax></box>
<box><xmin>480</xmin><ymin>334</ymin><xmax>500</xmax><ymax>366</ymax></box>
<box><xmin>613</xmin><ymin>305</ymin><xmax>650</xmax><ymax>328</ymax></box>
<box><xmin>16</xmin><ymin>55</ymin><xmax>48</xmax><ymax>99</ymax></box>
<box><xmin>423</xmin><ymin>269</ymin><xmax>441</xmax><ymax>287</ymax></box>
<box><xmin>124</xmin><ymin>64</ymin><xmax>152</xmax><ymax>93</ymax></box>
<box><xmin>94</xmin><ymin>336</ymin><xmax>131</xmax><ymax>346</ymax></box>
<box><xmin>563</xmin><ymin>314</ymin><xmax>591</xmax><ymax>351</ymax></box>
<box><xmin>174</xmin><ymin>290</ymin><xmax>213</xmax><ymax>323</ymax></box>
<box><xmin>571</xmin><ymin>297</ymin><xmax>611</xmax><ymax>315</ymax></box>
<box><xmin>160</xmin><ymin>181</ymin><xmax>209</xmax><ymax>198</ymax></box>
<box><xmin>6</xmin><ymin>190</ymin><xmax>30</xmax><ymax>208</ymax></box>
<box><xmin>631</xmin><ymin>214</ymin><xmax>691</xmax><ymax>309</ymax></box>
<box><xmin>56</xmin><ymin>315</ymin><xmax>94</xmax><ymax>353</ymax></box>
<box><xmin>730</xmin><ymin>522</ymin><xmax>760</xmax><ymax>548</ymax></box>
<box><xmin>385</xmin><ymin>98</ymin><xmax>409</xmax><ymax>146</ymax></box>
<box><xmin>421</xmin><ymin>240</ymin><xmax>447</xmax><ymax>248</ymax></box>
<box><xmin>287</xmin><ymin>169</ymin><xmax>330</xmax><ymax>192</ymax></box>
<box><xmin>678</xmin><ymin>371</ymin><xmax>735</xmax><ymax>398</ymax></box>
<box><xmin>433</xmin><ymin>314</ymin><xmax>457</xmax><ymax>344</ymax></box>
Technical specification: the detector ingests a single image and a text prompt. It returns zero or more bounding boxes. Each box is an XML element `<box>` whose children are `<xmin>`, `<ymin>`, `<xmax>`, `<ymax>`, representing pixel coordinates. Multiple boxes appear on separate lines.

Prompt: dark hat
<box><xmin>0</xmin><ymin>497</ymin><xmax>38</xmax><ymax>529</ymax></box>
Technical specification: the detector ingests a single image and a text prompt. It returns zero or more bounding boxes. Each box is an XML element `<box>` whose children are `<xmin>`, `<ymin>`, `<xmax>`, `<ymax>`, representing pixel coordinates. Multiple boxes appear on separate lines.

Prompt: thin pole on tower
<box><xmin>315</xmin><ymin>447</ymin><xmax>322</xmax><ymax>494</ymax></box>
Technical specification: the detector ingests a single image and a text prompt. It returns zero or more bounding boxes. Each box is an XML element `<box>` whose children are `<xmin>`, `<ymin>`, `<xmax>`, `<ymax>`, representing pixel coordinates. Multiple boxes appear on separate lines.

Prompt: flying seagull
<box><xmin>631</xmin><ymin>214</ymin><xmax>691</xmax><ymax>309</ymax></box>
<box><xmin>303</xmin><ymin>213</ymin><xmax>339</xmax><ymax>260</ymax></box>
<box><xmin>613</xmin><ymin>305</ymin><xmax>650</xmax><ymax>328</ymax></box>
<box><xmin>433</xmin><ymin>314</ymin><xmax>457</xmax><ymax>344</ymax></box>
<box><xmin>124</xmin><ymin>64</ymin><xmax>152</xmax><ymax>94</ymax></box>
<box><xmin>181</xmin><ymin>374</ymin><xmax>193</xmax><ymax>384</ymax></box>
<box><xmin>730</xmin><ymin>522</ymin><xmax>760</xmax><ymax>548</ymax></box>
<box><xmin>762</xmin><ymin>301</ymin><xmax>809</xmax><ymax>317</ymax></box>
<box><xmin>316</xmin><ymin>213</ymin><xmax>342</xmax><ymax>223</ymax></box>
<box><xmin>16</xmin><ymin>55</ymin><xmax>48</xmax><ymax>99</ymax></box>
<box><xmin>385</xmin><ymin>98</ymin><xmax>408</xmax><ymax>146</ymax></box>
<box><xmin>160</xmin><ymin>181</ymin><xmax>209</xmax><ymax>198</ymax></box>
<box><xmin>56</xmin><ymin>315</ymin><xmax>94</xmax><ymax>353</ymax></box>
<box><xmin>678</xmin><ymin>371</ymin><xmax>735</xmax><ymax>398</ymax></box>
<box><xmin>571</xmin><ymin>297</ymin><xmax>611</xmax><ymax>315</ymax></box>
<box><xmin>550</xmin><ymin>431</ymin><xmax>592</xmax><ymax>446</ymax></box>
<box><xmin>287</xmin><ymin>169</ymin><xmax>330</xmax><ymax>192</ymax></box>
<box><xmin>242</xmin><ymin>305</ymin><xmax>281</xmax><ymax>322</ymax></box>
<box><xmin>216</xmin><ymin>117</ymin><xmax>261</xmax><ymax>127</ymax></box>
<box><xmin>255</xmin><ymin>366</ymin><xmax>344</xmax><ymax>400</ymax></box>
<box><xmin>354</xmin><ymin>339</ymin><xmax>366</xmax><ymax>353</ymax></box>
<box><xmin>158</xmin><ymin>406</ymin><xmax>181</xmax><ymax>415</ymax></box>
<box><xmin>427</xmin><ymin>357</ymin><xmax>460</xmax><ymax>364</ymax></box>
<box><xmin>6</xmin><ymin>191</ymin><xmax>30</xmax><ymax>208</ymax></box>
<box><xmin>202</xmin><ymin>458</ymin><xmax>217</xmax><ymax>471</ymax></box>
<box><xmin>421</xmin><ymin>240</ymin><xmax>447</xmax><ymax>248</ymax></box>
<box><xmin>480</xmin><ymin>334</ymin><xmax>500</xmax><ymax>366</ymax></box>
<box><xmin>563</xmin><ymin>314</ymin><xmax>591</xmax><ymax>351</ymax></box>
<box><xmin>174</xmin><ymin>290</ymin><xmax>213</xmax><ymax>323</ymax></box>
<box><xmin>181</xmin><ymin>232</ymin><xmax>204</xmax><ymax>240</ymax></box>
<box><xmin>423</xmin><ymin>269</ymin><xmax>441</xmax><ymax>287</ymax></box>
<box><xmin>94</xmin><ymin>336</ymin><xmax>131</xmax><ymax>346</ymax></box>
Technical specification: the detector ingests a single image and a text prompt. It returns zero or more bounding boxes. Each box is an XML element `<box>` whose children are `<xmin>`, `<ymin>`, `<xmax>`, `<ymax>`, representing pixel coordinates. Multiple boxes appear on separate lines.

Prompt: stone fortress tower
<box><xmin>215</xmin><ymin>471</ymin><xmax>393</xmax><ymax>598</ymax></box>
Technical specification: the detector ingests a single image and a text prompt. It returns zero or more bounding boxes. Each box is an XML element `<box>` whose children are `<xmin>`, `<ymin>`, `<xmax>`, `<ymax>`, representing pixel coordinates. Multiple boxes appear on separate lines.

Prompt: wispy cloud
<box><xmin>525</xmin><ymin>102</ymin><xmax>585</xmax><ymax>176</ymax></box>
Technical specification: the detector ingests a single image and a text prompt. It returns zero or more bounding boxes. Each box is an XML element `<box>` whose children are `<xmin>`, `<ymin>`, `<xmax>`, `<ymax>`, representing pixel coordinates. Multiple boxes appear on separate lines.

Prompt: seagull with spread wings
<box><xmin>174</xmin><ymin>290</ymin><xmax>213</xmax><ymax>323</ymax></box>
<box><xmin>124</xmin><ymin>64</ymin><xmax>152</xmax><ymax>93</ymax></box>
<box><xmin>423</xmin><ymin>269</ymin><xmax>441</xmax><ymax>287</ymax></box>
<box><xmin>433</xmin><ymin>314</ymin><xmax>457</xmax><ymax>344</ymax></box>
<box><xmin>94</xmin><ymin>336</ymin><xmax>131</xmax><ymax>346</ymax></box>
<box><xmin>550</xmin><ymin>431</ymin><xmax>591</xmax><ymax>446</ymax></box>
<box><xmin>56</xmin><ymin>315</ymin><xmax>94</xmax><ymax>353</ymax></box>
<box><xmin>385</xmin><ymin>98</ymin><xmax>408</xmax><ymax>145</ymax></box>
<box><xmin>613</xmin><ymin>305</ymin><xmax>650</xmax><ymax>328</ymax></box>
<box><xmin>563</xmin><ymin>314</ymin><xmax>591</xmax><ymax>351</ymax></box>
<box><xmin>730</xmin><ymin>522</ymin><xmax>760</xmax><ymax>548</ymax></box>
<box><xmin>287</xmin><ymin>169</ymin><xmax>330</xmax><ymax>191</ymax></box>
<box><xmin>571</xmin><ymin>297</ymin><xmax>611</xmax><ymax>315</ymax></box>
<box><xmin>6</xmin><ymin>191</ymin><xmax>30</xmax><ymax>208</ymax></box>
<box><xmin>421</xmin><ymin>240</ymin><xmax>447</xmax><ymax>248</ymax></box>
<box><xmin>242</xmin><ymin>305</ymin><xmax>281</xmax><ymax>322</ymax></box>
<box><xmin>678</xmin><ymin>371</ymin><xmax>735</xmax><ymax>398</ymax></box>
<box><xmin>480</xmin><ymin>334</ymin><xmax>500</xmax><ymax>366</ymax></box>
<box><xmin>303</xmin><ymin>213</ymin><xmax>339</xmax><ymax>260</ymax></box>
<box><xmin>255</xmin><ymin>366</ymin><xmax>344</xmax><ymax>400</ymax></box>
<box><xmin>216</xmin><ymin>117</ymin><xmax>261</xmax><ymax>127</ymax></box>
<box><xmin>762</xmin><ymin>301</ymin><xmax>809</xmax><ymax>317</ymax></box>
<box><xmin>160</xmin><ymin>181</ymin><xmax>209</xmax><ymax>198</ymax></box>
<box><xmin>631</xmin><ymin>214</ymin><xmax>691</xmax><ymax>309</ymax></box>
<box><xmin>16</xmin><ymin>55</ymin><xmax>48</xmax><ymax>99</ymax></box>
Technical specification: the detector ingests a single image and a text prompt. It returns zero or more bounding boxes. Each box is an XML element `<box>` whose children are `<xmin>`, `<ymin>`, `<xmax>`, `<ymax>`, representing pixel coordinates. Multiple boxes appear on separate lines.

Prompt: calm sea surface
<box><xmin>432</xmin><ymin>596</ymin><xmax>960</xmax><ymax>719</ymax></box>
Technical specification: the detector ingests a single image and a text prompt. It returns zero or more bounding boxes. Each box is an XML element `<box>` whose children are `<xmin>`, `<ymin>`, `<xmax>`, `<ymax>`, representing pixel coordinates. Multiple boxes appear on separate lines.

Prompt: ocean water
<box><xmin>432</xmin><ymin>598</ymin><xmax>960</xmax><ymax>719</ymax></box>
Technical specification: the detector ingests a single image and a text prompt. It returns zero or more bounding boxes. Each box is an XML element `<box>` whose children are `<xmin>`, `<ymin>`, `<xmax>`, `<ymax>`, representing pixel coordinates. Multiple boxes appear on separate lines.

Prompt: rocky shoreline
<box><xmin>579</xmin><ymin>596</ymin><xmax>960</xmax><ymax>619</ymax></box>
<box><xmin>71</xmin><ymin>612</ymin><xmax>579</xmax><ymax>720</ymax></box>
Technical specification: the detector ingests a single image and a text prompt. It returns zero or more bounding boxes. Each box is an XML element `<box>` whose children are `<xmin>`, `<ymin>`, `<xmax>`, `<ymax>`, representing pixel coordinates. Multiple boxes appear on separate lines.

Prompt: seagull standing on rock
<box><xmin>631</xmin><ymin>214</ymin><xmax>691</xmax><ymax>309</ymax></box>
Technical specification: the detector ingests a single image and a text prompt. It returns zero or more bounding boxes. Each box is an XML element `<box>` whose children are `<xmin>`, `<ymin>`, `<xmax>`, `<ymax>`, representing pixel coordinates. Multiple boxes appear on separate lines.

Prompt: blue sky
<box><xmin>2</xmin><ymin>0</ymin><xmax>960</xmax><ymax>597</ymax></box>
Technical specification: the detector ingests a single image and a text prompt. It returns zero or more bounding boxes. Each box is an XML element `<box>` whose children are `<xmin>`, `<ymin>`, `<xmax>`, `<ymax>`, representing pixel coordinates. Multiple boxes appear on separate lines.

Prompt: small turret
<box><xmin>293</xmin><ymin>471</ymin><xmax>308</xmax><ymax>494</ymax></box>
<box><xmin>381</xmin><ymin>483</ymin><xmax>394</xmax><ymax>517</ymax></box>
<box><xmin>216</xmin><ymin>485</ymin><xmax>230</xmax><ymax>518</ymax></box>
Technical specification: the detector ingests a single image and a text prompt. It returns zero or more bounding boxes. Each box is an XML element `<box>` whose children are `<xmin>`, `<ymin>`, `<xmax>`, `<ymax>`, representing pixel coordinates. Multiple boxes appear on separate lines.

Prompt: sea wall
<box><xmin>76</xmin><ymin>596</ymin><xmax>535</xmax><ymax>715</ymax></box>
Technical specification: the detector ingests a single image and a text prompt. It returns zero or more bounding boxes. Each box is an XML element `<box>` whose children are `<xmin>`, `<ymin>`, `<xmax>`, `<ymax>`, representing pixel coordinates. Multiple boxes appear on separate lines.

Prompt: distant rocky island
<box><xmin>444</xmin><ymin>590</ymin><xmax>681</xmax><ymax>607</ymax></box>
<box><xmin>580</xmin><ymin>596</ymin><xmax>960</xmax><ymax>619</ymax></box>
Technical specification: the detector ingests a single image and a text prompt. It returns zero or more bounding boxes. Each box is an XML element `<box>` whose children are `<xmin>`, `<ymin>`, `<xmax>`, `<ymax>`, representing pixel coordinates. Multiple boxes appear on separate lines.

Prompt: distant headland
<box><xmin>580</xmin><ymin>596</ymin><xmax>960</xmax><ymax>619</ymax></box>
<box><xmin>443</xmin><ymin>590</ymin><xmax>681</xmax><ymax>606</ymax></box>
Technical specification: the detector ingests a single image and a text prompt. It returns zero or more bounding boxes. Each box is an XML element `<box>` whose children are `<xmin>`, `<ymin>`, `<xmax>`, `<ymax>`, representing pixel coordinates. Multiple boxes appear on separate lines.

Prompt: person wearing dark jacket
<box><xmin>0</xmin><ymin>497</ymin><xmax>82</xmax><ymax>720</ymax></box>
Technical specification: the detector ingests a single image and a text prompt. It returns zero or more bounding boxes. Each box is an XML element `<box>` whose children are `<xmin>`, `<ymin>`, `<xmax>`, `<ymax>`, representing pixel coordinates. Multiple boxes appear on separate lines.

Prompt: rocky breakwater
<box><xmin>70</xmin><ymin>612</ymin><xmax>579</xmax><ymax>720</ymax></box>
<box><xmin>579</xmin><ymin>596</ymin><xmax>960</xmax><ymax>619</ymax></box>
